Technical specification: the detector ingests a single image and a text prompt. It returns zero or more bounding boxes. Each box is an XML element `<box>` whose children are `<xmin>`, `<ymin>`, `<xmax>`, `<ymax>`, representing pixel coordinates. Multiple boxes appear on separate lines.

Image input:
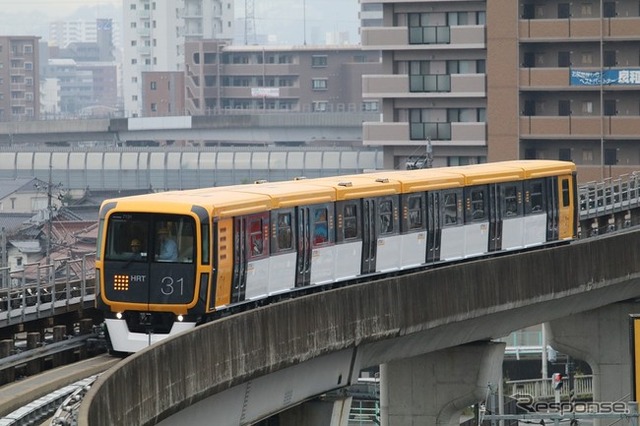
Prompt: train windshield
<box><xmin>105</xmin><ymin>213</ymin><xmax>195</xmax><ymax>264</ymax></box>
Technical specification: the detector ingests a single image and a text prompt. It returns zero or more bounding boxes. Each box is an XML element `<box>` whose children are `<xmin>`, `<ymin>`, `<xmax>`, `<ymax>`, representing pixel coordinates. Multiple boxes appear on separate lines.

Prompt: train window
<box><xmin>443</xmin><ymin>193</ymin><xmax>458</xmax><ymax>225</ymax></box>
<box><xmin>105</xmin><ymin>213</ymin><xmax>150</xmax><ymax>261</ymax></box>
<box><xmin>407</xmin><ymin>195</ymin><xmax>423</xmax><ymax>230</ymax></box>
<box><xmin>562</xmin><ymin>178</ymin><xmax>570</xmax><ymax>206</ymax></box>
<box><xmin>276</xmin><ymin>212</ymin><xmax>293</xmax><ymax>250</ymax></box>
<box><xmin>154</xmin><ymin>219</ymin><xmax>195</xmax><ymax>263</ymax></box>
<box><xmin>503</xmin><ymin>185</ymin><xmax>519</xmax><ymax>217</ymax></box>
<box><xmin>343</xmin><ymin>204</ymin><xmax>358</xmax><ymax>239</ymax></box>
<box><xmin>249</xmin><ymin>218</ymin><xmax>264</xmax><ymax>256</ymax></box>
<box><xmin>379</xmin><ymin>200</ymin><xmax>394</xmax><ymax>234</ymax></box>
<box><xmin>467</xmin><ymin>188</ymin><xmax>486</xmax><ymax>221</ymax></box>
<box><xmin>530</xmin><ymin>181</ymin><xmax>543</xmax><ymax>213</ymax></box>
<box><xmin>313</xmin><ymin>207</ymin><xmax>329</xmax><ymax>245</ymax></box>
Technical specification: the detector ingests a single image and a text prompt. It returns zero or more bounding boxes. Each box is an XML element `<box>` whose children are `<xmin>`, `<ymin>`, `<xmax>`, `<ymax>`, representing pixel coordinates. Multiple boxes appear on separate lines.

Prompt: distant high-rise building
<box><xmin>49</xmin><ymin>19</ymin><xmax>120</xmax><ymax>53</ymax></box>
<box><xmin>182</xmin><ymin>40</ymin><xmax>381</xmax><ymax>116</ymax></box>
<box><xmin>0</xmin><ymin>36</ymin><xmax>40</xmax><ymax>122</ymax></box>
<box><xmin>123</xmin><ymin>0</ymin><xmax>234</xmax><ymax>117</ymax></box>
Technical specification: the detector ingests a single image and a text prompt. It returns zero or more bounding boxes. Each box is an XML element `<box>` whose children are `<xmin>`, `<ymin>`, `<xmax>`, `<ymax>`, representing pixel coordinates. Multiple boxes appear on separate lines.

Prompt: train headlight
<box><xmin>177</xmin><ymin>315</ymin><xmax>184</xmax><ymax>322</ymax></box>
<box><xmin>116</xmin><ymin>312</ymin><xmax>123</xmax><ymax>319</ymax></box>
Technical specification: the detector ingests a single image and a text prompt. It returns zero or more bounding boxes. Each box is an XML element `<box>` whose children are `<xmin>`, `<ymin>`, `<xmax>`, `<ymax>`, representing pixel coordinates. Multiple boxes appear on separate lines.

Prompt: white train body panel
<box><xmin>440</xmin><ymin>226</ymin><xmax>466</xmax><ymax>261</ymax></box>
<box><xmin>310</xmin><ymin>246</ymin><xmax>336</xmax><ymax>285</ymax></box>
<box><xmin>376</xmin><ymin>234</ymin><xmax>403</xmax><ymax>272</ymax></box>
<box><xmin>501</xmin><ymin>217</ymin><xmax>526</xmax><ymax>250</ymax></box>
<box><xmin>245</xmin><ymin>258</ymin><xmax>270</xmax><ymax>300</ymax></box>
<box><xmin>105</xmin><ymin>318</ymin><xmax>196</xmax><ymax>353</ymax></box>
<box><xmin>463</xmin><ymin>222</ymin><xmax>490</xmax><ymax>258</ymax></box>
<box><xmin>400</xmin><ymin>232</ymin><xmax>427</xmax><ymax>269</ymax></box>
<box><xmin>268</xmin><ymin>252</ymin><xmax>297</xmax><ymax>295</ymax></box>
<box><xmin>334</xmin><ymin>241</ymin><xmax>362</xmax><ymax>280</ymax></box>
<box><xmin>524</xmin><ymin>213</ymin><xmax>547</xmax><ymax>247</ymax></box>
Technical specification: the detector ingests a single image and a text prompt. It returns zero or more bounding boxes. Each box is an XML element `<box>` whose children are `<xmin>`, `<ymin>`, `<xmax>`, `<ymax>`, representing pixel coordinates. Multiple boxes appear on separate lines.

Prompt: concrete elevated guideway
<box><xmin>79</xmin><ymin>228</ymin><xmax>640</xmax><ymax>426</ymax></box>
<box><xmin>0</xmin><ymin>112</ymin><xmax>379</xmax><ymax>146</ymax></box>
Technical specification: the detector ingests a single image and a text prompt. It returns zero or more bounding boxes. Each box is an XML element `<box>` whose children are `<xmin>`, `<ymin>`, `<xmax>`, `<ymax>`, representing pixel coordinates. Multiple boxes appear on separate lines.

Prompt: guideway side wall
<box><xmin>80</xmin><ymin>230</ymin><xmax>640</xmax><ymax>426</ymax></box>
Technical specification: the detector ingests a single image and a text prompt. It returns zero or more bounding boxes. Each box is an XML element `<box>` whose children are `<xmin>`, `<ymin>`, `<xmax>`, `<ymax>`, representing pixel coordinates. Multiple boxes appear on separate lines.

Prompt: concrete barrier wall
<box><xmin>79</xmin><ymin>229</ymin><xmax>640</xmax><ymax>426</ymax></box>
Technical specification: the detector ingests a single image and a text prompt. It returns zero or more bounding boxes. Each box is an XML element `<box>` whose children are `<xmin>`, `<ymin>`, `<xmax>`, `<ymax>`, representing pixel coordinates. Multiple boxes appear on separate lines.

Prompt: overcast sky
<box><xmin>0</xmin><ymin>0</ymin><xmax>360</xmax><ymax>45</ymax></box>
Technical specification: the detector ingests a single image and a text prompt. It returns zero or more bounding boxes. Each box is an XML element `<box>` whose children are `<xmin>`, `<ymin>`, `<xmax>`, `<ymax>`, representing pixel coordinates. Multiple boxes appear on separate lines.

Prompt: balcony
<box><xmin>363</xmin><ymin>121</ymin><xmax>486</xmax><ymax>146</ymax></box>
<box><xmin>519</xmin><ymin>17</ymin><xmax>640</xmax><ymax>40</ymax></box>
<box><xmin>362</xmin><ymin>25</ymin><xmax>484</xmax><ymax>49</ymax></box>
<box><xmin>520</xmin><ymin>68</ymin><xmax>570</xmax><ymax>88</ymax></box>
<box><xmin>520</xmin><ymin>115</ymin><xmax>640</xmax><ymax>138</ymax></box>
<box><xmin>361</xmin><ymin>27</ymin><xmax>408</xmax><ymax>48</ymax></box>
<box><xmin>363</xmin><ymin>74</ymin><xmax>485</xmax><ymax>98</ymax></box>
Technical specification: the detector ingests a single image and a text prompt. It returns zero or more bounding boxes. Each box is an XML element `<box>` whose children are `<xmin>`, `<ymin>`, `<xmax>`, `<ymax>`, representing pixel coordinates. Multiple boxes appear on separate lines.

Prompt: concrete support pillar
<box><xmin>379</xmin><ymin>341</ymin><xmax>505</xmax><ymax>426</ymax></box>
<box><xmin>547</xmin><ymin>301</ymin><xmax>640</xmax><ymax>426</ymax></box>
<box><xmin>278</xmin><ymin>396</ymin><xmax>353</xmax><ymax>426</ymax></box>
<box><xmin>0</xmin><ymin>339</ymin><xmax>15</xmax><ymax>384</ymax></box>
<box><xmin>26</xmin><ymin>332</ymin><xmax>41</xmax><ymax>376</ymax></box>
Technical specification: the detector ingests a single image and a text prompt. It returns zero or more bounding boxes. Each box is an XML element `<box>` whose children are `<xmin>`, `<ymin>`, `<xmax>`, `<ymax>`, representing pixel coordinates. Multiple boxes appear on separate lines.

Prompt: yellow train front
<box><xmin>95</xmin><ymin>160</ymin><xmax>577</xmax><ymax>354</ymax></box>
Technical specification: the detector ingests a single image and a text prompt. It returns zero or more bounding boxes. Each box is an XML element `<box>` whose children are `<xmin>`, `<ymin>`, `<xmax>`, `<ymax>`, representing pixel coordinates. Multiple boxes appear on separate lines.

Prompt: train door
<box><xmin>545</xmin><ymin>177</ymin><xmax>560</xmax><ymax>241</ymax></box>
<box><xmin>488</xmin><ymin>184</ymin><xmax>502</xmax><ymax>252</ymax></box>
<box><xmin>463</xmin><ymin>185</ymin><xmax>489</xmax><ymax>257</ymax></box>
<box><xmin>361</xmin><ymin>198</ymin><xmax>377</xmax><ymax>274</ymax></box>
<box><xmin>499</xmin><ymin>182</ymin><xmax>525</xmax><ymax>250</ymax></box>
<box><xmin>295</xmin><ymin>206</ymin><xmax>312</xmax><ymax>287</ymax></box>
<box><xmin>523</xmin><ymin>178</ymin><xmax>547</xmax><ymax>246</ymax></box>
<box><xmin>335</xmin><ymin>200</ymin><xmax>362</xmax><ymax>280</ymax></box>
<box><xmin>426</xmin><ymin>192</ymin><xmax>442</xmax><ymax>263</ymax></box>
<box><xmin>439</xmin><ymin>188</ymin><xmax>465</xmax><ymax>260</ymax></box>
<box><xmin>231</xmin><ymin>217</ymin><xmax>247</xmax><ymax>303</ymax></box>
<box><xmin>232</xmin><ymin>213</ymin><xmax>270</xmax><ymax>302</ymax></box>
<box><xmin>557</xmin><ymin>175</ymin><xmax>576</xmax><ymax>240</ymax></box>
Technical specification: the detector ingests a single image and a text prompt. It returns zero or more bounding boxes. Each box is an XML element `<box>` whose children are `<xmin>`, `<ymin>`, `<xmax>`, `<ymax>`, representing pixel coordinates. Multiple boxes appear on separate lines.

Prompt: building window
<box><xmin>24</xmin><ymin>62</ymin><xmax>32</xmax><ymax>70</ymax></box>
<box><xmin>151</xmin><ymin>103</ymin><xmax>157</xmax><ymax>112</ymax></box>
<box><xmin>311</xmin><ymin>55</ymin><xmax>327</xmax><ymax>67</ymax></box>
<box><xmin>558</xmin><ymin>51</ymin><xmax>571</xmax><ymax>67</ymax></box>
<box><xmin>408</xmin><ymin>13</ymin><xmax>450</xmax><ymax>45</ymax></box>
<box><xmin>409</xmin><ymin>108</ymin><xmax>452</xmax><ymax>141</ymax></box>
<box><xmin>312</xmin><ymin>101</ymin><xmax>328</xmax><ymax>112</ymax></box>
<box><xmin>603</xmin><ymin>2</ymin><xmax>616</xmax><ymax>17</ymax></box>
<box><xmin>559</xmin><ymin>148</ymin><xmax>571</xmax><ymax>161</ymax></box>
<box><xmin>558</xmin><ymin>3</ymin><xmax>571</xmax><ymax>18</ymax></box>
<box><xmin>603</xmin><ymin>51</ymin><xmax>616</xmax><ymax>67</ymax></box>
<box><xmin>24</xmin><ymin>45</ymin><xmax>32</xmax><ymax>54</ymax></box>
<box><xmin>558</xmin><ymin>100</ymin><xmax>571</xmax><ymax>116</ymax></box>
<box><xmin>131</xmin><ymin>58</ymin><xmax>137</xmax><ymax>65</ymax></box>
<box><xmin>312</xmin><ymin>79</ymin><xmax>328</xmax><ymax>90</ymax></box>
<box><xmin>362</xmin><ymin>101</ymin><xmax>378</xmax><ymax>112</ymax></box>
<box><xmin>409</xmin><ymin>60</ymin><xmax>450</xmax><ymax>92</ymax></box>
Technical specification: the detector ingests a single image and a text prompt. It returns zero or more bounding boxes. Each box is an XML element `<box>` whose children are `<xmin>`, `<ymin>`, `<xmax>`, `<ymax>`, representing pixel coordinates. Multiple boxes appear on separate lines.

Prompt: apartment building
<box><xmin>183</xmin><ymin>40</ymin><xmax>382</xmax><ymax>114</ymax></box>
<box><xmin>0</xmin><ymin>36</ymin><xmax>40</xmax><ymax>122</ymax></box>
<box><xmin>123</xmin><ymin>0</ymin><xmax>234</xmax><ymax>117</ymax></box>
<box><xmin>361</xmin><ymin>0</ymin><xmax>640</xmax><ymax>181</ymax></box>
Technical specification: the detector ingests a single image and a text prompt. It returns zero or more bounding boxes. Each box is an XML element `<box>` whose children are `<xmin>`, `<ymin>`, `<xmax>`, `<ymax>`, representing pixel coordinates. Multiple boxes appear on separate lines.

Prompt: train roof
<box><xmin>100</xmin><ymin>160</ymin><xmax>577</xmax><ymax>218</ymax></box>
<box><xmin>302</xmin><ymin>174</ymin><xmax>402</xmax><ymax>200</ymax></box>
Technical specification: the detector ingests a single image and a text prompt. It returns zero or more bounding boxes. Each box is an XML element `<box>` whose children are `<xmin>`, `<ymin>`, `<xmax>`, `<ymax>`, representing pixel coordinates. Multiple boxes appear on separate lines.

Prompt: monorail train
<box><xmin>95</xmin><ymin>160</ymin><xmax>577</xmax><ymax>353</ymax></box>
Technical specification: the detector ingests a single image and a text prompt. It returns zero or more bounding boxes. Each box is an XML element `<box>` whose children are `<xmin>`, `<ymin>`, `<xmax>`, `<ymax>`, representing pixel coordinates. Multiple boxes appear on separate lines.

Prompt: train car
<box><xmin>95</xmin><ymin>160</ymin><xmax>577</xmax><ymax>354</ymax></box>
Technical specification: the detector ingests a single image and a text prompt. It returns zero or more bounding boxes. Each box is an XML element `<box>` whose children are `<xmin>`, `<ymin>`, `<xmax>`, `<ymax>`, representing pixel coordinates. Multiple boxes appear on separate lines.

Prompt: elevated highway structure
<box><xmin>0</xmin><ymin>113</ymin><xmax>378</xmax><ymax>146</ymax></box>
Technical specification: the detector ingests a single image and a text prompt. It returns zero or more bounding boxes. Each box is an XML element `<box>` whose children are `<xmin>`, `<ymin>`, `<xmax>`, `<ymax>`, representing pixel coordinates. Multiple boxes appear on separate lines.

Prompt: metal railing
<box><xmin>578</xmin><ymin>172</ymin><xmax>640</xmax><ymax>220</ymax></box>
<box><xmin>507</xmin><ymin>375</ymin><xmax>593</xmax><ymax>400</ymax></box>
<box><xmin>0</xmin><ymin>253</ymin><xmax>96</xmax><ymax>326</ymax></box>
